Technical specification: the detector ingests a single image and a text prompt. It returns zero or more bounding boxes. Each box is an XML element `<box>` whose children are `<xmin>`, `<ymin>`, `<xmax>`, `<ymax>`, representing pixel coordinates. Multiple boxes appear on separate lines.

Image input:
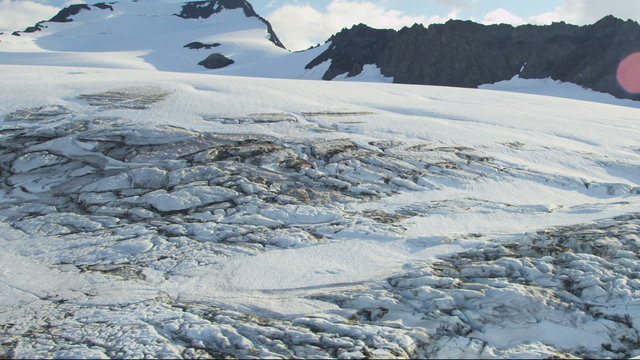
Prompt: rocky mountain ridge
<box><xmin>307</xmin><ymin>16</ymin><xmax>640</xmax><ymax>101</ymax></box>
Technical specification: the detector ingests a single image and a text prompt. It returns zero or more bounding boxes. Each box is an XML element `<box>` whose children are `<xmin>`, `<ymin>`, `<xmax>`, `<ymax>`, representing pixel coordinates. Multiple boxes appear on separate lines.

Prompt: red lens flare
<box><xmin>617</xmin><ymin>52</ymin><xmax>640</xmax><ymax>94</ymax></box>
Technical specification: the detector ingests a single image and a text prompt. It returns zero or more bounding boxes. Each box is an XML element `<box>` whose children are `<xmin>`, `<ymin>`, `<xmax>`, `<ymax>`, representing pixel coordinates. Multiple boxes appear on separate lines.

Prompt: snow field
<box><xmin>0</xmin><ymin>64</ymin><xmax>639</xmax><ymax>358</ymax></box>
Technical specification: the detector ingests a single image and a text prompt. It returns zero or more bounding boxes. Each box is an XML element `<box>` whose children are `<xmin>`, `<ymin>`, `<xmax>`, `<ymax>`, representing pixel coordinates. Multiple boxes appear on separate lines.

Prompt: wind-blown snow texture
<box><xmin>1</xmin><ymin>65</ymin><xmax>640</xmax><ymax>358</ymax></box>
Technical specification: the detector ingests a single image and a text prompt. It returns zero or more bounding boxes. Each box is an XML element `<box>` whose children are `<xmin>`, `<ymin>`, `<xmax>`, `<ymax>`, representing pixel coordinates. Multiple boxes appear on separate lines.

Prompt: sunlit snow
<box><xmin>0</xmin><ymin>64</ymin><xmax>639</xmax><ymax>358</ymax></box>
<box><xmin>1</xmin><ymin>2</ymin><xmax>640</xmax><ymax>358</ymax></box>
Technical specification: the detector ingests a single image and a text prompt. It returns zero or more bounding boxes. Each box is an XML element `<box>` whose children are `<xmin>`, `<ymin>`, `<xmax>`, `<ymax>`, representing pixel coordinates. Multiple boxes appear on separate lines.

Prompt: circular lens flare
<box><xmin>617</xmin><ymin>52</ymin><xmax>640</xmax><ymax>94</ymax></box>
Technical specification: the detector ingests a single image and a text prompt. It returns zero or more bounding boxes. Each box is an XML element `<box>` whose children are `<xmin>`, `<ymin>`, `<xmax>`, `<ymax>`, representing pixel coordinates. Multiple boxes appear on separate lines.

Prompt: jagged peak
<box><xmin>175</xmin><ymin>0</ymin><xmax>285</xmax><ymax>48</ymax></box>
<box><xmin>10</xmin><ymin>0</ymin><xmax>285</xmax><ymax>49</ymax></box>
<box><xmin>304</xmin><ymin>13</ymin><xmax>640</xmax><ymax>101</ymax></box>
<box><xmin>590</xmin><ymin>14</ymin><xmax>640</xmax><ymax>29</ymax></box>
<box><xmin>330</xmin><ymin>23</ymin><xmax>393</xmax><ymax>38</ymax></box>
<box><xmin>593</xmin><ymin>14</ymin><xmax>626</xmax><ymax>26</ymax></box>
<box><xmin>350</xmin><ymin>23</ymin><xmax>375</xmax><ymax>30</ymax></box>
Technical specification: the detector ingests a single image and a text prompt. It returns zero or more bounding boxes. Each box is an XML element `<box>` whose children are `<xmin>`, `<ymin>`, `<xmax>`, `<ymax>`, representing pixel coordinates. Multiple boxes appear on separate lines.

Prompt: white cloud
<box><xmin>479</xmin><ymin>0</ymin><xmax>640</xmax><ymax>28</ymax></box>
<box><xmin>527</xmin><ymin>11</ymin><xmax>564</xmax><ymax>25</ymax></box>
<box><xmin>432</xmin><ymin>0</ymin><xmax>472</xmax><ymax>11</ymax></box>
<box><xmin>482</xmin><ymin>8</ymin><xmax>526</xmax><ymax>26</ymax></box>
<box><xmin>526</xmin><ymin>0</ymin><xmax>640</xmax><ymax>25</ymax></box>
<box><xmin>0</xmin><ymin>0</ymin><xmax>59</xmax><ymax>32</ymax></box>
<box><xmin>267</xmin><ymin>0</ymin><xmax>448</xmax><ymax>51</ymax></box>
<box><xmin>558</xmin><ymin>0</ymin><xmax>640</xmax><ymax>24</ymax></box>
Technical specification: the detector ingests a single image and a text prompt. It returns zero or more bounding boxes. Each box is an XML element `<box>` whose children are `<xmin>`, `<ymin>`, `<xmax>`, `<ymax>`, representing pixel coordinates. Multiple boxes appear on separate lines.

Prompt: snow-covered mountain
<box><xmin>0</xmin><ymin>0</ymin><xmax>325</xmax><ymax>77</ymax></box>
<box><xmin>1</xmin><ymin>64</ymin><xmax>640</xmax><ymax>359</ymax></box>
<box><xmin>2</xmin><ymin>1</ymin><xmax>640</xmax><ymax>104</ymax></box>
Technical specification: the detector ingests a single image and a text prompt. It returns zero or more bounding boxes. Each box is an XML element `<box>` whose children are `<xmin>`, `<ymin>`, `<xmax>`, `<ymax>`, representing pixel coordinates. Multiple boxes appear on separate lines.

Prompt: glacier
<box><xmin>0</xmin><ymin>64</ymin><xmax>639</xmax><ymax>358</ymax></box>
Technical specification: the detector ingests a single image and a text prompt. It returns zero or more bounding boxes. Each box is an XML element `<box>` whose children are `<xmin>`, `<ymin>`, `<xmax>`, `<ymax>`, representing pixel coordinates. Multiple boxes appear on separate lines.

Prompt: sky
<box><xmin>1</xmin><ymin>0</ymin><xmax>640</xmax><ymax>50</ymax></box>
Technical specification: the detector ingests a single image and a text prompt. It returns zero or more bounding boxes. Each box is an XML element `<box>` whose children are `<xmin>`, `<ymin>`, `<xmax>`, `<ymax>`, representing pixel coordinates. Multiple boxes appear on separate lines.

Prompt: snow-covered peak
<box><xmin>175</xmin><ymin>0</ymin><xmax>284</xmax><ymax>48</ymax></box>
<box><xmin>175</xmin><ymin>0</ymin><xmax>260</xmax><ymax>19</ymax></box>
<box><xmin>0</xmin><ymin>0</ymin><xmax>287</xmax><ymax>72</ymax></box>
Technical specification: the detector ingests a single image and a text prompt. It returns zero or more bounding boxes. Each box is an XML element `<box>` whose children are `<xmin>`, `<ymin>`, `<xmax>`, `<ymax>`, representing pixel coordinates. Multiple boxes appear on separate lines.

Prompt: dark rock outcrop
<box><xmin>198</xmin><ymin>53</ymin><xmax>235</xmax><ymax>69</ymax></box>
<box><xmin>306</xmin><ymin>24</ymin><xmax>395</xmax><ymax>80</ymax></box>
<box><xmin>49</xmin><ymin>4</ymin><xmax>92</xmax><ymax>23</ymax></box>
<box><xmin>184</xmin><ymin>41</ymin><xmax>221</xmax><ymax>49</ymax></box>
<box><xmin>176</xmin><ymin>0</ymin><xmax>285</xmax><ymax>49</ymax></box>
<box><xmin>16</xmin><ymin>3</ymin><xmax>108</xmax><ymax>34</ymax></box>
<box><xmin>22</xmin><ymin>24</ymin><xmax>43</xmax><ymax>33</ymax></box>
<box><xmin>307</xmin><ymin>17</ymin><xmax>640</xmax><ymax>100</ymax></box>
<box><xmin>93</xmin><ymin>3</ymin><xmax>115</xmax><ymax>11</ymax></box>
<box><xmin>176</xmin><ymin>0</ymin><xmax>256</xmax><ymax>18</ymax></box>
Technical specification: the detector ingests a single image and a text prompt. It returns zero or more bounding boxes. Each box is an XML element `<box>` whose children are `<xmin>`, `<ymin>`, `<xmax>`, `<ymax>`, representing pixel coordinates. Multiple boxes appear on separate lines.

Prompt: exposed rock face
<box><xmin>176</xmin><ymin>0</ymin><xmax>257</xmax><ymax>18</ymax></box>
<box><xmin>183</xmin><ymin>41</ymin><xmax>221</xmax><ymax>49</ymax></box>
<box><xmin>306</xmin><ymin>24</ymin><xmax>395</xmax><ymax>80</ymax></box>
<box><xmin>17</xmin><ymin>4</ymin><xmax>103</xmax><ymax>34</ymax></box>
<box><xmin>198</xmin><ymin>53</ymin><xmax>235</xmax><ymax>69</ymax></box>
<box><xmin>176</xmin><ymin>0</ymin><xmax>285</xmax><ymax>49</ymax></box>
<box><xmin>93</xmin><ymin>3</ymin><xmax>114</xmax><ymax>11</ymax></box>
<box><xmin>307</xmin><ymin>17</ymin><xmax>640</xmax><ymax>100</ymax></box>
<box><xmin>49</xmin><ymin>4</ymin><xmax>92</xmax><ymax>22</ymax></box>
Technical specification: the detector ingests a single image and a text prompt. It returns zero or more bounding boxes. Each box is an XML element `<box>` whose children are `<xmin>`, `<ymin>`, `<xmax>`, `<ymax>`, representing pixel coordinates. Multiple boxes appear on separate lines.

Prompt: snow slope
<box><xmin>1</xmin><ymin>64</ymin><xmax>640</xmax><ymax>358</ymax></box>
<box><xmin>481</xmin><ymin>75</ymin><xmax>640</xmax><ymax>109</ymax></box>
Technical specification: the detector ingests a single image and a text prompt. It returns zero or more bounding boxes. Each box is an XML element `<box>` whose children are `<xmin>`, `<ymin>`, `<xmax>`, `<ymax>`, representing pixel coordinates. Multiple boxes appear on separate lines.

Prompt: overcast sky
<box><xmin>1</xmin><ymin>0</ymin><xmax>640</xmax><ymax>50</ymax></box>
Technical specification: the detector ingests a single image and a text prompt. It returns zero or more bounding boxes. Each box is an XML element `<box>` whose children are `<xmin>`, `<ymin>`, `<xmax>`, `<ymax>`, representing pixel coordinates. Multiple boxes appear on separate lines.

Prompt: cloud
<box><xmin>0</xmin><ymin>0</ymin><xmax>59</xmax><ymax>32</ymax></box>
<box><xmin>526</xmin><ymin>0</ymin><xmax>640</xmax><ymax>25</ymax></box>
<box><xmin>557</xmin><ymin>0</ymin><xmax>640</xmax><ymax>24</ymax></box>
<box><xmin>482</xmin><ymin>8</ymin><xmax>526</xmax><ymax>26</ymax></box>
<box><xmin>479</xmin><ymin>0</ymin><xmax>640</xmax><ymax>27</ymax></box>
<box><xmin>432</xmin><ymin>0</ymin><xmax>472</xmax><ymax>11</ymax></box>
<box><xmin>267</xmin><ymin>0</ymin><xmax>448</xmax><ymax>51</ymax></box>
<box><xmin>527</xmin><ymin>11</ymin><xmax>565</xmax><ymax>25</ymax></box>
